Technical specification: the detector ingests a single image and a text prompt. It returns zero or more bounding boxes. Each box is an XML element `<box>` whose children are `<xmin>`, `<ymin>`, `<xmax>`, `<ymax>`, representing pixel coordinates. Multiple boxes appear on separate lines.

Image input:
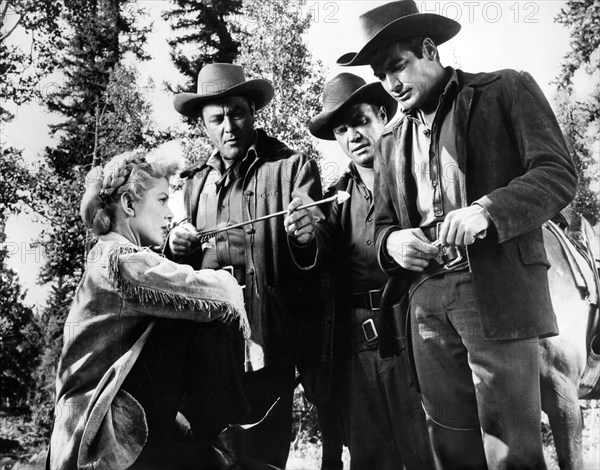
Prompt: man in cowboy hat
<box><xmin>286</xmin><ymin>72</ymin><xmax>434</xmax><ymax>470</ymax></box>
<box><xmin>337</xmin><ymin>1</ymin><xmax>577</xmax><ymax>469</ymax></box>
<box><xmin>168</xmin><ymin>62</ymin><xmax>322</xmax><ymax>469</ymax></box>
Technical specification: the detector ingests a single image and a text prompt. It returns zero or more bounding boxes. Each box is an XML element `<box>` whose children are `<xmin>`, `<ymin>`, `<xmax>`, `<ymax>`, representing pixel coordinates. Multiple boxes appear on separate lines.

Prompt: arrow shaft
<box><xmin>196</xmin><ymin>194</ymin><xmax>338</xmax><ymax>239</ymax></box>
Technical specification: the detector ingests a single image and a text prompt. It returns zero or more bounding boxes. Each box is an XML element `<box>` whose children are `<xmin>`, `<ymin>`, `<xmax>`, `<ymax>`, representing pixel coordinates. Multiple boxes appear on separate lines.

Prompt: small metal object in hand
<box><xmin>432</xmin><ymin>239</ymin><xmax>464</xmax><ymax>269</ymax></box>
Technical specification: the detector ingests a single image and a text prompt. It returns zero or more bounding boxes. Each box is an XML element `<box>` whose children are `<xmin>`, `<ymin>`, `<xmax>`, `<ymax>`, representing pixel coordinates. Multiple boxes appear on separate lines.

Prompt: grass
<box><xmin>1</xmin><ymin>402</ymin><xmax>598</xmax><ymax>470</ymax></box>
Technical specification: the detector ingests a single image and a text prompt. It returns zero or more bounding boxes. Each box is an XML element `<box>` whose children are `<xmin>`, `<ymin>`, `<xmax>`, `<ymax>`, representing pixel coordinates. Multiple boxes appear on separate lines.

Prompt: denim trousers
<box><xmin>342</xmin><ymin>307</ymin><xmax>435</xmax><ymax>470</ymax></box>
<box><xmin>410</xmin><ymin>271</ymin><xmax>547</xmax><ymax>470</ymax></box>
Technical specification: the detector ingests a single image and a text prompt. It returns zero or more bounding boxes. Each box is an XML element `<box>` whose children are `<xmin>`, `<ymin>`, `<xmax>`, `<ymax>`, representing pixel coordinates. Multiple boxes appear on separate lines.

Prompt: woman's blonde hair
<box><xmin>80</xmin><ymin>149</ymin><xmax>180</xmax><ymax>236</ymax></box>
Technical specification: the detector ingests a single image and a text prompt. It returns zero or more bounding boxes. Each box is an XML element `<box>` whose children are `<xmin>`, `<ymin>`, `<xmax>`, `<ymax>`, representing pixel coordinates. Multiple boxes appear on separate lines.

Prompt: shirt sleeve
<box><xmin>288</xmin><ymin>157</ymin><xmax>325</xmax><ymax>270</ymax></box>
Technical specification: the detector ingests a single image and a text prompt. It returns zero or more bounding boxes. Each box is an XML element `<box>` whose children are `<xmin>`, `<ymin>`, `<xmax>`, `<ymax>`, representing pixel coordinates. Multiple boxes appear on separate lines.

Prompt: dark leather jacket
<box><xmin>374</xmin><ymin>69</ymin><xmax>577</xmax><ymax>340</ymax></box>
<box><xmin>178</xmin><ymin>129</ymin><xmax>323</xmax><ymax>367</ymax></box>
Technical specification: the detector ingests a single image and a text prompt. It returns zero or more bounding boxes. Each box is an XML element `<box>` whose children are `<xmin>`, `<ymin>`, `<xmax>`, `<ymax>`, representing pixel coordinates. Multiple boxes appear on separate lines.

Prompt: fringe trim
<box><xmin>107</xmin><ymin>244</ymin><xmax>251</xmax><ymax>339</ymax></box>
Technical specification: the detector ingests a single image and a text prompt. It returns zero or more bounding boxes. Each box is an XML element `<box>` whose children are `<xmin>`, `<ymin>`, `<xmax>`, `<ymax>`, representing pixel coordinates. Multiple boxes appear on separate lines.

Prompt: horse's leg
<box><xmin>540</xmin><ymin>339</ymin><xmax>584</xmax><ymax>470</ymax></box>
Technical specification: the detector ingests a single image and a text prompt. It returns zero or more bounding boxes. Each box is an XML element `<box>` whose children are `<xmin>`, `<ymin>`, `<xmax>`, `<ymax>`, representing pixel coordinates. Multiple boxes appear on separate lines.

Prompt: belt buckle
<box><xmin>361</xmin><ymin>318</ymin><xmax>378</xmax><ymax>343</ymax></box>
<box><xmin>431</xmin><ymin>240</ymin><xmax>464</xmax><ymax>270</ymax></box>
<box><xmin>441</xmin><ymin>245</ymin><xmax>464</xmax><ymax>269</ymax></box>
<box><xmin>368</xmin><ymin>290</ymin><xmax>380</xmax><ymax>311</ymax></box>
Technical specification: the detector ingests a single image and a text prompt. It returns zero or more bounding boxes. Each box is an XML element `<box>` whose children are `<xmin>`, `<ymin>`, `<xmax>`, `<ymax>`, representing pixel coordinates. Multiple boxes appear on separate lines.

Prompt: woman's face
<box><xmin>129</xmin><ymin>177</ymin><xmax>174</xmax><ymax>247</ymax></box>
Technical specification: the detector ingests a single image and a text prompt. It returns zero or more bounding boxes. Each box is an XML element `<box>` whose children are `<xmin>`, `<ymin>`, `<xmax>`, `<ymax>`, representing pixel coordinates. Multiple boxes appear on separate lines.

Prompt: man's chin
<box><xmin>221</xmin><ymin>147</ymin><xmax>244</xmax><ymax>161</ymax></box>
<box><xmin>351</xmin><ymin>153</ymin><xmax>375</xmax><ymax>167</ymax></box>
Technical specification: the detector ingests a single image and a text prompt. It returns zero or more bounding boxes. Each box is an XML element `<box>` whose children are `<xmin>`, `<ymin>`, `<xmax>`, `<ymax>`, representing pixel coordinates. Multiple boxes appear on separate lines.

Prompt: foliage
<box><xmin>24</xmin><ymin>0</ymin><xmax>156</xmax><ymax>434</ymax></box>
<box><xmin>0</xmin><ymin>269</ymin><xmax>42</xmax><ymax>408</ymax></box>
<box><xmin>235</xmin><ymin>0</ymin><xmax>325</xmax><ymax>160</ymax></box>
<box><xmin>554</xmin><ymin>89</ymin><xmax>600</xmax><ymax>224</ymax></box>
<box><xmin>162</xmin><ymin>0</ymin><xmax>243</xmax><ymax>92</ymax></box>
<box><xmin>555</xmin><ymin>0</ymin><xmax>600</xmax><ymax>90</ymax></box>
<box><xmin>0</xmin><ymin>149</ymin><xmax>42</xmax><ymax>409</ymax></box>
<box><xmin>554</xmin><ymin>0</ymin><xmax>600</xmax><ymax>225</ymax></box>
<box><xmin>0</xmin><ymin>0</ymin><xmax>62</xmax><ymax>121</ymax></box>
<box><xmin>42</xmin><ymin>0</ymin><xmax>151</xmax><ymax>173</ymax></box>
<box><xmin>29</xmin><ymin>279</ymin><xmax>78</xmax><ymax>432</ymax></box>
<box><xmin>162</xmin><ymin>0</ymin><xmax>245</xmax><ymax>166</ymax></box>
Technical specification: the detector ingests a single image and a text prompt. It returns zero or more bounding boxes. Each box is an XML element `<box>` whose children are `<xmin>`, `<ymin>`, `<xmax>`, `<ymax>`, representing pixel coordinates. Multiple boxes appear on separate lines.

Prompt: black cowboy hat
<box><xmin>174</xmin><ymin>63</ymin><xmax>274</xmax><ymax>118</ymax></box>
<box><xmin>309</xmin><ymin>73</ymin><xmax>398</xmax><ymax>141</ymax></box>
<box><xmin>337</xmin><ymin>0</ymin><xmax>461</xmax><ymax>66</ymax></box>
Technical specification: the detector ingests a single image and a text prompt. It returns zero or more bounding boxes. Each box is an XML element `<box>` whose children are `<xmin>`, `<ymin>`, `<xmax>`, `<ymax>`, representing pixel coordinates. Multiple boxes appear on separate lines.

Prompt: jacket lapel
<box><xmin>188</xmin><ymin>170</ymin><xmax>208</xmax><ymax>226</ymax></box>
<box><xmin>395</xmin><ymin>120</ymin><xmax>420</xmax><ymax>227</ymax></box>
<box><xmin>454</xmin><ymin>86</ymin><xmax>474</xmax><ymax>206</ymax></box>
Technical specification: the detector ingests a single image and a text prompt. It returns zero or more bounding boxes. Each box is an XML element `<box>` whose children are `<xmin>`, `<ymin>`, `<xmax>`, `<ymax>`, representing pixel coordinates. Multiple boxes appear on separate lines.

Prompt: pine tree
<box><xmin>162</xmin><ymin>0</ymin><xmax>245</xmax><ymax>167</ymax></box>
<box><xmin>235</xmin><ymin>0</ymin><xmax>325</xmax><ymax>160</ymax></box>
<box><xmin>162</xmin><ymin>0</ymin><xmax>243</xmax><ymax>92</ymax></box>
<box><xmin>0</xmin><ymin>150</ymin><xmax>41</xmax><ymax>409</ymax></box>
<box><xmin>0</xmin><ymin>0</ymin><xmax>55</xmax><ymax>412</ymax></box>
<box><xmin>0</xmin><ymin>0</ymin><xmax>62</xmax><ymax>120</ymax></box>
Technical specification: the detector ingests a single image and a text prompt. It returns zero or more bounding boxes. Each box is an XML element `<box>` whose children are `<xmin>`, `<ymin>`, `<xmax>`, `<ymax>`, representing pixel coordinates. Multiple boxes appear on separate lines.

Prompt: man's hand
<box><xmin>168</xmin><ymin>223</ymin><xmax>203</xmax><ymax>257</ymax></box>
<box><xmin>386</xmin><ymin>228</ymin><xmax>439</xmax><ymax>272</ymax></box>
<box><xmin>284</xmin><ymin>197</ymin><xmax>316</xmax><ymax>246</ymax></box>
<box><xmin>439</xmin><ymin>205</ymin><xmax>490</xmax><ymax>247</ymax></box>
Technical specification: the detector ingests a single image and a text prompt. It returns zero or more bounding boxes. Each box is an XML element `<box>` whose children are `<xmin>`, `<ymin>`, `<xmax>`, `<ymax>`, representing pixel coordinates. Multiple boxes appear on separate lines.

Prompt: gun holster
<box><xmin>378</xmin><ymin>275</ymin><xmax>421</xmax><ymax>391</ymax></box>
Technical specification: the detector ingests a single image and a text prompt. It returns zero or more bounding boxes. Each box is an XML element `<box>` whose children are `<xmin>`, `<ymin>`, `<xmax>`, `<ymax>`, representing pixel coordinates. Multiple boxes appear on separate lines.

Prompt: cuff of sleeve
<box><xmin>376</xmin><ymin>226</ymin><xmax>402</xmax><ymax>273</ymax></box>
<box><xmin>472</xmin><ymin>198</ymin><xmax>498</xmax><ymax>243</ymax></box>
<box><xmin>288</xmin><ymin>237</ymin><xmax>318</xmax><ymax>270</ymax></box>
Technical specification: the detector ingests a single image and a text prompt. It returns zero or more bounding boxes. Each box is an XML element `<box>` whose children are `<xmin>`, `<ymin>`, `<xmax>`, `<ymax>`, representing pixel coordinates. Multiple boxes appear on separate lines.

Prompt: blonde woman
<box><xmin>49</xmin><ymin>150</ymin><xmax>249</xmax><ymax>470</ymax></box>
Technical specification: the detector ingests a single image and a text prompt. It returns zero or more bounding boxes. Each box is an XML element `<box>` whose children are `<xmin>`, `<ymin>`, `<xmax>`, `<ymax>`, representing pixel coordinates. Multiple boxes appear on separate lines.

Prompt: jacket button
<box><xmin>367</xmin><ymin>217</ymin><xmax>373</xmax><ymax>223</ymax></box>
<box><xmin>247</xmin><ymin>269</ymin><xmax>254</xmax><ymax>276</ymax></box>
<box><xmin>246</xmin><ymin>228</ymin><xmax>255</xmax><ymax>235</ymax></box>
<box><xmin>423</xmin><ymin>129</ymin><xmax>431</xmax><ymax>137</ymax></box>
<box><xmin>244</xmin><ymin>190</ymin><xmax>254</xmax><ymax>196</ymax></box>
<box><xmin>366</xmin><ymin>240</ymin><xmax>372</xmax><ymax>245</ymax></box>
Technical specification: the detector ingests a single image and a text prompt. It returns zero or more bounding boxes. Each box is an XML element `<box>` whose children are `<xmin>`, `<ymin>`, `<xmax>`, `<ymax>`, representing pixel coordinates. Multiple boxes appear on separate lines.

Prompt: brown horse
<box><xmin>540</xmin><ymin>219</ymin><xmax>599</xmax><ymax>469</ymax></box>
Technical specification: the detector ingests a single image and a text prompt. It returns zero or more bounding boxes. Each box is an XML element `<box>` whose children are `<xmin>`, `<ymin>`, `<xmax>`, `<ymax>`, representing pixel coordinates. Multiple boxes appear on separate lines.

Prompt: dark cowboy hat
<box><xmin>173</xmin><ymin>63</ymin><xmax>274</xmax><ymax>118</ymax></box>
<box><xmin>309</xmin><ymin>73</ymin><xmax>398</xmax><ymax>141</ymax></box>
<box><xmin>337</xmin><ymin>0</ymin><xmax>461</xmax><ymax>66</ymax></box>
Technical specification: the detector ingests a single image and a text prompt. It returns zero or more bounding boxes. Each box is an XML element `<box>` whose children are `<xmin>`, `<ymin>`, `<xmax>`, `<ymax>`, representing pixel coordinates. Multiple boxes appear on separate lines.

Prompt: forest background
<box><xmin>1</xmin><ymin>1</ymin><xmax>599</xmax><ymax>468</ymax></box>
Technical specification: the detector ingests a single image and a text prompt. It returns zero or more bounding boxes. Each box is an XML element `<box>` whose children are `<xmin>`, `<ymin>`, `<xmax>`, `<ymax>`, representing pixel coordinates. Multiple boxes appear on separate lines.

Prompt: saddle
<box><xmin>547</xmin><ymin>214</ymin><xmax>600</xmax><ymax>398</ymax></box>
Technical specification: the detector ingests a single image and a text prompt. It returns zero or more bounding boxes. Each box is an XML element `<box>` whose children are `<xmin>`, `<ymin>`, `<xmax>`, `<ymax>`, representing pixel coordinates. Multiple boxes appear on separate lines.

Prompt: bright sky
<box><xmin>2</xmin><ymin>0</ymin><xmax>595</xmax><ymax>307</ymax></box>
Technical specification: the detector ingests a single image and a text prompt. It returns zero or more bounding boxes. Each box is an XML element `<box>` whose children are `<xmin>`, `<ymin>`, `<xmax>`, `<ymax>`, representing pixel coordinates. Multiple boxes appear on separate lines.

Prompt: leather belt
<box><xmin>350</xmin><ymin>309</ymin><xmax>380</xmax><ymax>350</ymax></box>
<box><xmin>422</xmin><ymin>224</ymin><xmax>469</xmax><ymax>270</ymax></box>
<box><xmin>350</xmin><ymin>289</ymin><xmax>383</xmax><ymax>311</ymax></box>
<box><xmin>221</xmin><ymin>265</ymin><xmax>246</xmax><ymax>285</ymax></box>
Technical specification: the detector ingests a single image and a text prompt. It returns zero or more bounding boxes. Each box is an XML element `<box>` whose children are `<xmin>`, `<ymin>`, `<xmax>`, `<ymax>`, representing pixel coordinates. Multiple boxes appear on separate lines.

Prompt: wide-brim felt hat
<box><xmin>309</xmin><ymin>73</ymin><xmax>398</xmax><ymax>141</ymax></box>
<box><xmin>174</xmin><ymin>63</ymin><xmax>274</xmax><ymax>118</ymax></box>
<box><xmin>337</xmin><ymin>0</ymin><xmax>461</xmax><ymax>66</ymax></box>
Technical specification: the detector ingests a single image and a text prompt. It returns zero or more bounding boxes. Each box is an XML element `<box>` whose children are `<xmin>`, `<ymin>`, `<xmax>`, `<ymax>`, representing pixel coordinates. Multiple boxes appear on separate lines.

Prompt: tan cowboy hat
<box><xmin>173</xmin><ymin>63</ymin><xmax>274</xmax><ymax>118</ymax></box>
<box><xmin>337</xmin><ymin>0</ymin><xmax>461</xmax><ymax>66</ymax></box>
<box><xmin>309</xmin><ymin>73</ymin><xmax>398</xmax><ymax>141</ymax></box>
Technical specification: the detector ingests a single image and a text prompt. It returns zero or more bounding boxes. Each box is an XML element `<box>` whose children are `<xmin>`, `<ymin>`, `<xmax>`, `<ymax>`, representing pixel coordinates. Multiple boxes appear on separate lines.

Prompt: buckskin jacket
<box><xmin>177</xmin><ymin>129</ymin><xmax>323</xmax><ymax>368</ymax></box>
<box><xmin>375</xmin><ymin>69</ymin><xmax>577</xmax><ymax>340</ymax></box>
<box><xmin>48</xmin><ymin>232</ymin><xmax>247</xmax><ymax>470</ymax></box>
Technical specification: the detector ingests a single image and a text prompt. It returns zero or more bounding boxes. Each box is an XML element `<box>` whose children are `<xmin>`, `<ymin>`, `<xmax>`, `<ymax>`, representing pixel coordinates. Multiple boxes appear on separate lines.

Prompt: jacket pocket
<box><xmin>518</xmin><ymin>241</ymin><xmax>551</xmax><ymax>268</ymax></box>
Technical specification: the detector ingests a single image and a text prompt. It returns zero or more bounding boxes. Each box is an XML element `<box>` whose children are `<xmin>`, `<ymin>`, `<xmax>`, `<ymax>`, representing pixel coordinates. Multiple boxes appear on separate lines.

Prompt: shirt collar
<box><xmin>207</xmin><ymin>131</ymin><xmax>258</xmax><ymax>177</ymax></box>
<box><xmin>347</xmin><ymin>162</ymin><xmax>372</xmax><ymax>198</ymax></box>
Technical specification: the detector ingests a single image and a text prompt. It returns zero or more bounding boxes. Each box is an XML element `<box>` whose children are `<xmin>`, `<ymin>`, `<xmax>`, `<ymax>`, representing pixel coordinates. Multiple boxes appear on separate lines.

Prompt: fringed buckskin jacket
<box><xmin>48</xmin><ymin>232</ymin><xmax>248</xmax><ymax>470</ymax></box>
